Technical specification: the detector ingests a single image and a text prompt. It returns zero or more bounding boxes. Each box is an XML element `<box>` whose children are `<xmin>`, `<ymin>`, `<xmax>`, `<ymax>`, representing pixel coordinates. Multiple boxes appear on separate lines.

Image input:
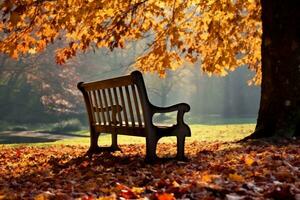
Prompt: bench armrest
<box><xmin>152</xmin><ymin>103</ymin><xmax>190</xmax><ymax>114</ymax></box>
<box><xmin>152</xmin><ymin>103</ymin><xmax>190</xmax><ymax>126</ymax></box>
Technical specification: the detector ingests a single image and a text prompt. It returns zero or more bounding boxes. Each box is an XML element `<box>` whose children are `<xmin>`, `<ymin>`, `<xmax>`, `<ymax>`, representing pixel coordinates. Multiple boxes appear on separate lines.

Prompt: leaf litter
<box><xmin>0</xmin><ymin>139</ymin><xmax>299</xmax><ymax>199</ymax></box>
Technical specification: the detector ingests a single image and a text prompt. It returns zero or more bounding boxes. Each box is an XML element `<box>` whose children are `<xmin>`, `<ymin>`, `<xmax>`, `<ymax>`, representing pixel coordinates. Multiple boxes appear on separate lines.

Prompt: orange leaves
<box><xmin>56</xmin><ymin>47</ymin><xmax>78</xmax><ymax>64</ymax></box>
<box><xmin>244</xmin><ymin>155</ymin><xmax>255</xmax><ymax>166</ymax></box>
<box><xmin>156</xmin><ymin>193</ymin><xmax>175</xmax><ymax>200</ymax></box>
<box><xmin>1</xmin><ymin>0</ymin><xmax>261</xmax><ymax>80</ymax></box>
<box><xmin>228</xmin><ymin>173</ymin><xmax>245</xmax><ymax>182</ymax></box>
<box><xmin>9</xmin><ymin>12</ymin><xmax>21</xmax><ymax>26</ymax></box>
<box><xmin>0</xmin><ymin>140</ymin><xmax>300</xmax><ymax>199</ymax></box>
<box><xmin>116</xmin><ymin>182</ymin><xmax>139</xmax><ymax>199</ymax></box>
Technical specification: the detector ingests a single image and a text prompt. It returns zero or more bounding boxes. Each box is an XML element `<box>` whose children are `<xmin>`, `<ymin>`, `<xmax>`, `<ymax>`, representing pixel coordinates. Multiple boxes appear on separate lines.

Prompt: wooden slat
<box><xmin>101</xmin><ymin>89</ymin><xmax>111</xmax><ymax>124</ymax></box>
<box><xmin>97</xmin><ymin>89</ymin><xmax>106</xmax><ymax>125</ymax></box>
<box><xmin>87</xmin><ymin>91</ymin><xmax>96</xmax><ymax>123</ymax></box>
<box><xmin>113</xmin><ymin>87</ymin><xmax>122</xmax><ymax>125</ymax></box>
<box><xmin>92</xmin><ymin>90</ymin><xmax>101</xmax><ymax>124</ymax></box>
<box><xmin>107</xmin><ymin>88</ymin><xmax>117</xmax><ymax>125</ymax></box>
<box><xmin>81</xmin><ymin>75</ymin><xmax>133</xmax><ymax>91</ymax></box>
<box><xmin>119</xmin><ymin>87</ymin><xmax>128</xmax><ymax>126</ymax></box>
<box><xmin>125</xmin><ymin>85</ymin><xmax>135</xmax><ymax>127</ymax></box>
<box><xmin>131</xmin><ymin>84</ymin><xmax>142</xmax><ymax>127</ymax></box>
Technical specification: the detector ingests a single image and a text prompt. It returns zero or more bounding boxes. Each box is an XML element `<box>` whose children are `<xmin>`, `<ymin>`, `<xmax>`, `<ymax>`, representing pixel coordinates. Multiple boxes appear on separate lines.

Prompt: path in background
<box><xmin>0</xmin><ymin>131</ymin><xmax>88</xmax><ymax>144</ymax></box>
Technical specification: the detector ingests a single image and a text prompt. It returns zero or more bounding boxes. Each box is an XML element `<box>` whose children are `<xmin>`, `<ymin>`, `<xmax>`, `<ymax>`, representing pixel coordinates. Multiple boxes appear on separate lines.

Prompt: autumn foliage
<box><xmin>0</xmin><ymin>140</ymin><xmax>299</xmax><ymax>199</ymax></box>
<box><xmin>0</xmin><ymin>0</ymin><xmax>261</xmax><ymax>83</ymax></box>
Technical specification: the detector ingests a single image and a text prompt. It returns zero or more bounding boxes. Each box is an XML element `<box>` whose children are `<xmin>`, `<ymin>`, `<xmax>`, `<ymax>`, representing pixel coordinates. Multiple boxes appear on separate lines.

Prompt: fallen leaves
<box><xmin>0</xmin><ymin>139</ymin><xmax>299</xmax><ymax>199</ymax></box>
<box><xmin>156</xmin><ymin>193</ymin><xmax>175</xmax><ymax>200</ymax></box>
<box><xmin>244</xmin><ymin>155</ymin><xmax>255</xmax><ymax>167</ymax></box>
<box><xmin>228</xmin><ymin>173</ymin><xmax>245</xmax><ymax>182</ymax></box>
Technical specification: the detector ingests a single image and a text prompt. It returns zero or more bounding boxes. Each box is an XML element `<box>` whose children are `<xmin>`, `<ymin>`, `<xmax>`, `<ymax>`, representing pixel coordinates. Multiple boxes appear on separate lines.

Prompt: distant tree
<box><xmin>146</xmin><ymin>69</ymin><xmax>187</xmax><ymax>122</ymax></box>
<box><xmin>0</xmin><ymin>0</ymin><xmax>299</xmax><ymax>137</ymax></box>
<box><xmin>0</xmin><ymin>46</ymin><xmax>83</xmax><ymax>119</ymax></box>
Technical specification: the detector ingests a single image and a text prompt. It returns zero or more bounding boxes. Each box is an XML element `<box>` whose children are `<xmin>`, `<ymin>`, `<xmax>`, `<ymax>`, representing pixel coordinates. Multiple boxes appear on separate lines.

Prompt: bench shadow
<box><xmin>51</xmin><ymin>152</ymin><xmax>147</xmax><ymax>171</ymax></box>
<box><xmin>49</xmin><ymin>150</ymin><xmax>190</xmax><ymax>176</ymax></box>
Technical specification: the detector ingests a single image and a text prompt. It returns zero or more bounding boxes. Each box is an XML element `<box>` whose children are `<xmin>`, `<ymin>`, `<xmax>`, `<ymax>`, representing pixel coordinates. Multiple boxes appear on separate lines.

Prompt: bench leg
<box><xmin>111</xmin><ymin>133</ymin><xmax>121</xmax><ymax>152</ymax></box>
<box><xmin>90</xmin><ymin>130</ymin><xmax>100</xmax><ymax>150</ymax></box>
<box><xmin>145</xmin><ymin>137</ymin><xmax>158</xmax><ymax>163</ymax></box>
<box><xmin>176</xmin><ymin>135</ymin><xmax>187</xmax><ymax>161</ymax></box>
<box><xmin>86</xmin><ymin>132</ymin><xmax>122</xmax><ymax>158</ymax></box>
<box><xmin>85</xmin><ymin>130</ymin><xmax>100</xmax><ymax>157</ymax></box>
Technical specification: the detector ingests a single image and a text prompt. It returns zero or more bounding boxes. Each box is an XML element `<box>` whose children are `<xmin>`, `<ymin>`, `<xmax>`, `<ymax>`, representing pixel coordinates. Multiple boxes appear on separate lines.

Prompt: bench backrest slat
<box><xmin>87</xmin><ymin>91</ymin><xmax>96</xmax><ymax>123</ymax></box>
<box><xmin>97</xmin><ymin>89</ymin><xmax>106</xmax><ymax>124</ymax></box>
<box><xmin>125</xmin><ymin>85</ymin><xmax>135</xmax><ymax>127</ymax></box>
<box><xmin>119</xmin><ymin>86</ymin><xmax>129</xmax><ymax>126</ymax></box>
<box><xmin>92</xmin><ymin>90</ymin><xmax>101</xmax><ymax>124</ymax></box>
<box><xmin>113</xmin><ymin>87</ymin><xmax>122</xmax><ymax>125</ymax></box>
<box><xmin>107</xmin><ymin>88</ymin><xmax>116</xmax><ymax>125</ymax></box>
<box><xmin>102</xmin><ymin>89</ymin><xmax>111</xmax><ymax>124</ymax></box>
<box><xmin>131</xmin><ymin>84</ymin><xmax>143</xmax><ymax>127</ymax></box>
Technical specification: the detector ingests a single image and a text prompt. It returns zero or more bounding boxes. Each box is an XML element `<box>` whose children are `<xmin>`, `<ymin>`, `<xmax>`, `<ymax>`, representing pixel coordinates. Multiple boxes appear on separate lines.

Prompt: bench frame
<box><xmin>78</xmin><ymin>71</ymin><xmax>191</xmax><ymax>162</ymax></box>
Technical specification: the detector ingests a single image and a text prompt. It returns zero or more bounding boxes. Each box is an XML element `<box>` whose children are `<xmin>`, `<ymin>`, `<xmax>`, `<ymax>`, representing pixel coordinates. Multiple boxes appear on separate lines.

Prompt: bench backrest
<box><xmin>78</xmin><ymin>71</ymin><xmax>150</xmax><ymax>129</ymax></box>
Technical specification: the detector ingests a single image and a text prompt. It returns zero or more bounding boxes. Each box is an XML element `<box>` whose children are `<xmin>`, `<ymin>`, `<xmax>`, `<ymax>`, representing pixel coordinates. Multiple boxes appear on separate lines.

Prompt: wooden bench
<box><xmin>77</xmin><ymin>71</ymin><xmax>191</xmax><ymax>162</ymax></box>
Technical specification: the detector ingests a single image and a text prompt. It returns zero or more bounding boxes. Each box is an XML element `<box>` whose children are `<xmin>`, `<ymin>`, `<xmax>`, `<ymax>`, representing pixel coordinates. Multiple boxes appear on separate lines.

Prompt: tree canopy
<box><xmin>0</xmin><ymin>0</ymin><xmax>261</xmax><ymax>83</ymax></box>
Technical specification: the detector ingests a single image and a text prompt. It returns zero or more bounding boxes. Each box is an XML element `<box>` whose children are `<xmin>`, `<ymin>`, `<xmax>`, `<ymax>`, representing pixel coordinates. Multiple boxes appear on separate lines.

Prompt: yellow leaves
<box><xmin>104</xmin><ymin>8</ymin><xmax>115</xmax><ymax>16</ymax></box>
<box><xmin>97</xmin><ymin>194</ymin><xmax>117</xmax><ymax>200</ymax></box>
<box><xmin>200</xmin><ymin>32</ymin><xmax>209</xmax><ymax>40</ymax></box>
<box><xmin>131</xmin><ymin>187</ymin><xmax>144</xmax><ymax>194</ymax></box>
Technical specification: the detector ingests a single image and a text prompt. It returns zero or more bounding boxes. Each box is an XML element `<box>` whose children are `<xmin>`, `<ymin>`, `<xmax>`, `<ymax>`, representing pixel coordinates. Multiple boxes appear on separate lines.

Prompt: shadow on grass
<box><xmin>0</xmin><ymin>130</ymin><xmax>89</xmax><ymax>144</ymax></box>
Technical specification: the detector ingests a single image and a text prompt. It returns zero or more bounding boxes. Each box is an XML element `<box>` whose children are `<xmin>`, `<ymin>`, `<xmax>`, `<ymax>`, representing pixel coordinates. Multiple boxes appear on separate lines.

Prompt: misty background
<box><xmin>0</xmin><ymin>42</ymin><xmax>260</xmax><ymax>132</ymax></box>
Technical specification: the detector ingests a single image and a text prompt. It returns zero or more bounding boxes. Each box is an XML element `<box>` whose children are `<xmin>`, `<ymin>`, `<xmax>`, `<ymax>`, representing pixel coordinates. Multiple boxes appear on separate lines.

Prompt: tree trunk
<box><xmin>248</xmin><ymin>0</ymin><xmax>300</xmax><ymax>139</ymax></box>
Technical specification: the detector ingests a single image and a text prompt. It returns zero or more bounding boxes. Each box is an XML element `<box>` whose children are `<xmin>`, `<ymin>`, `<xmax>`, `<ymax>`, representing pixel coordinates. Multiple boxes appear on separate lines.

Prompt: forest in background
<box><xmin>0</xmin><ymin>41</ymin><xmax>260</xmax><ymax>131</ymax></box>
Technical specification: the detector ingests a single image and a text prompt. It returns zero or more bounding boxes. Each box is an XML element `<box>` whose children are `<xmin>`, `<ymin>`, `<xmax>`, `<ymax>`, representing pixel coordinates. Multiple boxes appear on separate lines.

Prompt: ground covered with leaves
<box><xmin>0</xmin><ymin>139</ymin><xmax>299</xmax><ymax>200</ymax></box>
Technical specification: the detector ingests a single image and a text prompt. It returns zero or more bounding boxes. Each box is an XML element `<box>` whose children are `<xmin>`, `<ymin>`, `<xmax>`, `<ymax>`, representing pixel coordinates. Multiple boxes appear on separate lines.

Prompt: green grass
<box><xmin>0</xmin><ymin>124</ymin><xmax>255</xmax><ymax>147</ymax></box>
<box><xmin>50</xmin><ymin>124</ymin><xmax>255</xmax><ymax>146</ymax></box>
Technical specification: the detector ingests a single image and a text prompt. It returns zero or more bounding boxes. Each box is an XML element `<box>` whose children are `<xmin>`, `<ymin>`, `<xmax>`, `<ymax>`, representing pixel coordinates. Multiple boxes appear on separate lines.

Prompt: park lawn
<box><xmin>50</xmin><ymin>124</ymin><xmax>255</xmax><ymax>146</ymax></box>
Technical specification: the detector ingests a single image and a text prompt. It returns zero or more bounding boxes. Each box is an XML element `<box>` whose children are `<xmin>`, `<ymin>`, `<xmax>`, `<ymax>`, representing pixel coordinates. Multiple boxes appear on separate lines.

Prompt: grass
<box><xmin>0</xmin><ymin>124</ymin><xmax>255</xmax><ymax>147</ymax></box>
<box><xmin>50</xmin><ymin>124</ymin><xmax>255</xmax><ymax>146</ymax></box>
